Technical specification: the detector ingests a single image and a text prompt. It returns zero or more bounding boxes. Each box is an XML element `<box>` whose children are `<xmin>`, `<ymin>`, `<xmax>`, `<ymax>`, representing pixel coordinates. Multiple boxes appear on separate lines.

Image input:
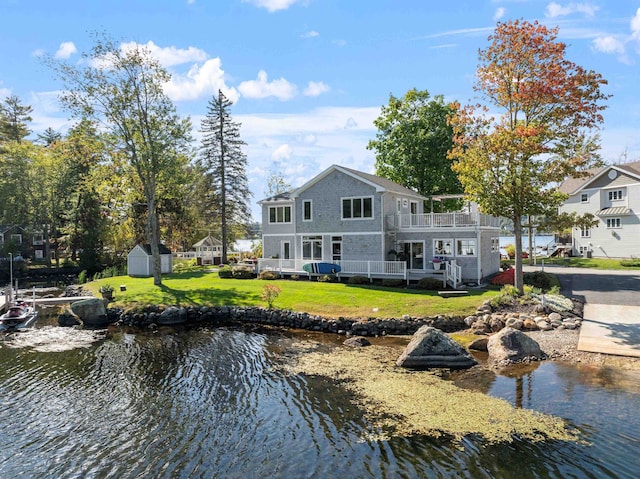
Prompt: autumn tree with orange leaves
<box><xmin>449</xmin><ymin>20</ymin><xmax>610</xmax><ymax>292</ymax></box>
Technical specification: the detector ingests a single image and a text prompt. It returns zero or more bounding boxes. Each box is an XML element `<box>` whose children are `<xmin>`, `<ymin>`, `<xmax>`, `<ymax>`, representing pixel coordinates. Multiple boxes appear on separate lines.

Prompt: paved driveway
<box><xmin>524</xmin><ymin>265</ymin><xmax>640</xmax><ymax>357</ymax></box>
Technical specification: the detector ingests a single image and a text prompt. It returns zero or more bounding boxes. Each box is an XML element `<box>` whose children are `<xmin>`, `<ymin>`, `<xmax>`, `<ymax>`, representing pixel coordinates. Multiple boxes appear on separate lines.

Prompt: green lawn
<box><xmin>525</xmin><ymin>257</ymin><xmax>640</xmax><ymax>270</ymax></box>
<box><xmin>86</xmin><ymin>271</ymin><xmax>499</xmax><ymax>318</ymax></box>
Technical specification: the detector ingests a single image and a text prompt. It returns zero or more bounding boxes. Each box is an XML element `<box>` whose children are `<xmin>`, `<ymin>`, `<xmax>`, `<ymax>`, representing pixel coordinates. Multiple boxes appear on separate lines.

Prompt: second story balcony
<box><xmin>386</xmin><ymin>212</ymin><xmax>501</xmax><ymax>230</ymax></box>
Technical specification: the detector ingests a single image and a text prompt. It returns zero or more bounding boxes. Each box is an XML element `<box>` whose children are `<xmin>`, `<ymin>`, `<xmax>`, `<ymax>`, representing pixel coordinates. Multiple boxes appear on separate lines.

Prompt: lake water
<box><xmin>1</xmin><ymin>313</ymin><xmax>639</xmax><ymax>478</ymax></box>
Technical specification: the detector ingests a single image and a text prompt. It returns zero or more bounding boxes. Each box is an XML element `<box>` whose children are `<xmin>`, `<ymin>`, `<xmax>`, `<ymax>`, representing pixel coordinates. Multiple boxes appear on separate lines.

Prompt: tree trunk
<box><xmin>147</xmin><ymin>194</ymin><xmax>162</xmax><ymax>287</ymax></box>
<box><xmin>513</xmin><ymin>215</ymin><xmax>524</xmax><ymax>293</ymax></box>
<box><xmin>527</xmin><ymin>221</ymin><xmax>534</xmax><ymax>266</ymax></box>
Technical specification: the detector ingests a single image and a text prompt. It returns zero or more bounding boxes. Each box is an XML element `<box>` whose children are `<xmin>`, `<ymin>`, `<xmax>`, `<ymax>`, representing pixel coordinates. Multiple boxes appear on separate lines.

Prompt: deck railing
<box><xmin>387</xmin><ymin>213</ymin><xmax>501</xmax><ymax>229</ymax></box>
<box><xmin>258</xmin><ymin>259</ymin><xmax>407</xmax><ymax>279</ymax></box>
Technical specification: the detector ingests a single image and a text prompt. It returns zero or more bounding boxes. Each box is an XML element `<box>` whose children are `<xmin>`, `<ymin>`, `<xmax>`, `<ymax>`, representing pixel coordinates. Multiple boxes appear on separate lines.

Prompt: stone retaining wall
<box><xmin>107</xmin><ymin>305</ymin><xmax>466</xmax><ymax>336</ymax></box>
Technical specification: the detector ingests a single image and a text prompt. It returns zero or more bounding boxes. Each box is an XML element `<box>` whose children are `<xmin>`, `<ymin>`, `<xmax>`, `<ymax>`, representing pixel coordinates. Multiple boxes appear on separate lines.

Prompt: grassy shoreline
<box><xmin>86</xmin><ymin>270</ymin><xmax>500</xmax><ymax>319</ymax></box>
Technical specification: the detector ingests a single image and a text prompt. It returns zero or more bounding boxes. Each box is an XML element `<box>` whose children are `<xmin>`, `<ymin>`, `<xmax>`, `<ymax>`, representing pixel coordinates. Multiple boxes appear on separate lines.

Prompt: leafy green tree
<box><xmin>368</xmin><ymin>89</ymin><xmax>462</xmax><ymax>203</ymax></box>
<box><xmin>265</xmin><ymin>168</ymin><xmax>292</xmax><ymax>197</ymax></box>
<box><xmin>198</xmin><ymin>89</ymin><xmax>251</xmax><ymax>263</ymax></box>
<box><xmin>0</xmin><ymin>141</ymin><xmax>37</xmax><ymax>225</ymax></box>
<box><xmin>47</xmin><ymin>33</ymin><xmax>192</xmax><ymax>285</ymax></box>
<box><xmin>449</xmin><ymin>20</ymin><xmax>609</xmax><ymax>292</ymax></box>
<box><xmin>0</xmin><ymin>95</ymin><xmax>33</xmax><ymax>144</ymax></box>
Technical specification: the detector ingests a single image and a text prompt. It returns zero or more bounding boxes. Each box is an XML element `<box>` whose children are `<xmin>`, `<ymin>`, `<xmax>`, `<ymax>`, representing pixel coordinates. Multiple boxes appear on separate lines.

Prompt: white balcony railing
<box><xmin>387</xmin><ymin>213</ymin><xmax>501</xmax><ymax>230</ymax></box>
<box><xmin>258</xmin><ymin>259</ymin><xmax>407</xmax><ymax>279</ymax></box>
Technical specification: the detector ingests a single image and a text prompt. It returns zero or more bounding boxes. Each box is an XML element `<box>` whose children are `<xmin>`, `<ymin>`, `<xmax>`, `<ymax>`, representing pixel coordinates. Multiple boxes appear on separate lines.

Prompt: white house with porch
<box><xmin>258</xmin><ymin>165</ymin><xmax>501</xmax><ymax>287</ymax></box>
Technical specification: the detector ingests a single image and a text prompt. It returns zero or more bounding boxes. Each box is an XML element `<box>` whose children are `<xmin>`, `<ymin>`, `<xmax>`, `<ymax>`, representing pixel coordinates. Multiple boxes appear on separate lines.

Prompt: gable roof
<box><xmin>559</xmin><ymin>160</ymin><xmax>640</xmax><ymax>195</ymax></box>
<box><xmin>287</xmin><ymin>164</ymin><xmax>426</xmax><ymax>200</ymax></box>
<box><xmin>135</xmin><ymin>244</ymin><xmax>172</xmax><ymax>255</ymax></box>
<box><xmin>257</xmin><ymin>191</ymin><xmax>293</xmax><ymax>205</ymax></box>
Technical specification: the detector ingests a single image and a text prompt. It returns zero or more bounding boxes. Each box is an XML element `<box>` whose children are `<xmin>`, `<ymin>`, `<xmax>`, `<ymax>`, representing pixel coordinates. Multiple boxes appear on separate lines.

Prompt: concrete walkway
<box><xmin>524</xmin><ymin>264</ymin><xmax>640</xmax><ymax>358</ymax></box>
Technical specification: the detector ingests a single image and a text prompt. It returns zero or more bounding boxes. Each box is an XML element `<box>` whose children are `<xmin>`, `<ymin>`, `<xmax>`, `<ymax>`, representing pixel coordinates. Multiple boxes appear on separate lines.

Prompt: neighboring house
<box><xmin>127</xmin><ymin>244</ymin><xmax>173</xmax><ymax>277</ymax></box>
<box><xmin>258</xmin><ymin>165</ymin><xmax>501</xmax><ymax>284</ymax></box>
<box><xmin>559</xmin><ymin>160</ymin><xmax>640</xmax><ymax>258</ymax></box>
<box><xmin>0</xmin><ymin>225</ymin><xmax>26</xmax><ymax>259</ymax></box>
<box><xmin>192</xmin><ymin>235</ymin><xmax>223</xmax><ymax>265</ymax></box>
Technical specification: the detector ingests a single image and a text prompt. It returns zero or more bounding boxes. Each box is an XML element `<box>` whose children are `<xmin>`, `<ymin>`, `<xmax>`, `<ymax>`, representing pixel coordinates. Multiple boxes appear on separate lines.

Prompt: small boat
<box><xmin>0</xmin><ymin>299</ymin><xmax>38</xmax><ymax>332</ymax></box>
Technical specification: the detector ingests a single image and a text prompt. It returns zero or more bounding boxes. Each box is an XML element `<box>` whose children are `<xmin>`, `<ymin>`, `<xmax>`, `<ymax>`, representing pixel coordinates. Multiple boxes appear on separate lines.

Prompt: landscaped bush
<box><xmin>505</xmin><ymin>244</ymin><xmax>516</xmax><ymax>259</ymax></box>
<box><xmin>232</xmin><ymin>267</ymin><xmax>255</xmax><ymax>279</ymax></box>
<box><xmin>417</xmin><ymin>277</ymin><xmax>444</xmax><ymax>290</ymax></box>
<box><xmin>490</xmin><ymin>268</ymin><xmax>515</xmax><ymax>285</ymax></box>
<box><xmin>317</xmin><ymin>274</ymin><xmax>338</xmax><ymax>282</ymax></box>
<box><xmin>348</xmin><ymin>275</ymin><xmax>370</xmax><ymax>285</ymax></box>
<box><xmin>523</xmin><ymin>271</ymin><xmax>559</xmax><ymax>291</ymax></box>
<box><xmin>620</xmin><ymin>258</ymin><xmax>640</xmax><ymax>267</ymax></box>
<box><xmin>259</xmin><ymin>270</ymin><xmax>280</xmax><ymax>280</ymax></box>
<box><xmin>218</xmin><ymin>266</ymin><xmax>233</xmax><ymax>278</ymax></box>
<box><xmin>381</xmin><ymin>278</ymin><xmax>405</xmax><ymax>288</ymax></box>
<box><xmin>78</xmin><ymin>270</ymin><xmax>87</xmax><ymax>284</ymax></box>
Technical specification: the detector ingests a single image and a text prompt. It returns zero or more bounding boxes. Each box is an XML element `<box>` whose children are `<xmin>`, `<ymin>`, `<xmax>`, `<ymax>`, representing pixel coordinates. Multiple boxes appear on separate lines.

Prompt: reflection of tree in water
<box><xmin>498</xmin><ymin>362</ymin><xmax>540</xmax><ymax>408</ymax></box>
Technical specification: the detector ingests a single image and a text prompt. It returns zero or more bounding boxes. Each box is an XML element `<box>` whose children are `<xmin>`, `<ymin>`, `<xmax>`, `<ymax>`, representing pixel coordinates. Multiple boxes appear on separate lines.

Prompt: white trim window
<box><xmin>302</xmin><ymin>235</ymin><xmax>322</xmax><ymax>260</ymax></box>
<box><xmin>433</xmin><ymin>239</ymin><xmax>453</xmax><ymax>256</ymax></box>
<box><xmin>342</xmin><ymin>196</ymin><xmax>373</xmax><ymax>219</ymax></box>
<box><xmin>608</xmin><ymin>190</ymin><xmax>624</xmax><ymax>201</ymax></box>
<box><xmin>281</xmin><ymin>241</ymin><xmax>291</xmax><ymax>259</ymax></box>
<box><xmin>606</xmin><ymin>217</ymin><xmax>621</xmax><ymax>229</ymax></box>
<box><xmin>456</xmin><ymin>238</ymin><xmax>477</xmax><ymax>256</ymax></box>
<box><xmin>580</xmin><ymin>193</ymin><xmax>588</xmax><ymax>203</ymax></box>
<box><xmin>35</xmin><ymin>249</ymin><xmax>44</xmax><ymax>259</ymax></box>
<box><xmin>491</xmin><ymin>237</ymin><xmax>500</xmax><ymax>253</ymax></box>
<box><xmin>10</xmin><ymin>234</ymin><xmax>22</xmax><ymax>245</ymax></box>
<box><xmin>302</xmin><ymin>200</ymin><xmax>312</xmax><ymax>222</ymax></box>
<box><xmin>580</xmin><ymin>227</ymin><xmax>591</xmax><ymax>238</ymax></box>
<box><xmin>269</xmin><ymin>205</ymin><xmax>292</xmax><ymax>224</ymax></box>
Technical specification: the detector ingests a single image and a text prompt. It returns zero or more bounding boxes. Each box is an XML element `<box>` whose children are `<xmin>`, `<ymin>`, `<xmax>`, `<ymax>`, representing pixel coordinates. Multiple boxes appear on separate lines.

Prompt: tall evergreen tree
<box><xmin>37</xmin><ymin>127</ymin><xmax>63</xmax><ymax>147</ymax></box>
<box><xmin>0</xmin><ymin>95</ymin><xmax>33</xmax><ymax>144</ymax></box>
<box><xmin>198</xmin><ymin>90</ymin><xmax>251</xmax><ymax>263</ymax></box>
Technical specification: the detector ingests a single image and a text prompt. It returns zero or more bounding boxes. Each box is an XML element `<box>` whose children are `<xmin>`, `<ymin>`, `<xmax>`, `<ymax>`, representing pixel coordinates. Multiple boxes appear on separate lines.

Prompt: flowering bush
<box><xmin>261</xmin><ymin>284</ymin><xmax>282</xmax><ymax>308</ymax></box>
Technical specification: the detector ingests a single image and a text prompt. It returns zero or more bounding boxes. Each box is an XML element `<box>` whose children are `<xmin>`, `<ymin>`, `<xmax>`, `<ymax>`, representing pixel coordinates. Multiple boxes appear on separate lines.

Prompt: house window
<box><xmin>331</xmin><ymin>236</ymin><xmax>342</xmax><ymax>261</ymax></box>
<box><xmin>33</xmin><ymin>233</ymin><xmax>44</xmax><ymax>245</ymax></box>
<box><xmin>10</xmin><ymin>234</ymin><xmax>22</xmax><ymax>245</ymax></box>
<box><xmin>608</xmin><ymin>190</ymin><xmax>624</xmax><ymax>201</ymax></box>
<box><xmin>269</xmin><ymin>205</ymin><xmax>292</xmax><ymax>224</ymax></box>
<box><xmin>281</xmin><ymin>241</ymin><xmax>291</xmax><ymax>259</ymax></box>
<box><xmin>400</xmin><ymin>241</ymin><xmax>424</xmax><ymax>269</ymax></box>
<box><xmin>456</xmin><ymin>238</ymin><xmax>477</xmax><ymax>256</ymax></box>
<box><xmin>433</xmin><ymin>239</ymin><xmax>453</xmax><ymax>255</ymax></box>
<box><xmin>580</xmin><ymin>193</ymin><xmax>588</xmax><ymax>203</ymax></box>
<box><xmin>491</xmin><ymin>237</ymin><xmax>500</xmax><ymax>253</ymax></box>
<box><xmin>302</xmin><ymin>235</ymin><xmax>322</xmax><ymax>260</ymax></box>
<box><xmin>580</xmin><ymin>227</ymin><xmax>591</xmax><ymax>238</ymax></box>
<box><xmin>396</xmin><ymin>199</ymin><xmax>401</xmax><ymax>213</ymax></box>
<box><xmin>606</xmin><ymin>218</ymin><xmax>621</xmax><ymax>229</ymax></box>
<box><xmin>35</xmin><ymin>250</ymin><xmax>44</xmax><ymax>259</ymax></box>
<box><xmin>303</xmin><ymin>200</ymin><xmax>312</xmax><ymax>222</ymax></box>
<box><xmin>342</xmin><ymin>196</ymin><xmax>373</xmax><ymax>219</ymax></box>
<box><xmin>410</xmin><ymin>201</ymin><xmax>418</xmax><ymax>214</ymax></box>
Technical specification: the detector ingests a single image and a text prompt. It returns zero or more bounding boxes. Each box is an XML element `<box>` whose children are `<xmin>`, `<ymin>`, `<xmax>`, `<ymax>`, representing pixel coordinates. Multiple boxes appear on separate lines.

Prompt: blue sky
<box><xmin>1</xmin><ymin>0</ymin><xmax>639</xmax><ymax>220</ymax></box>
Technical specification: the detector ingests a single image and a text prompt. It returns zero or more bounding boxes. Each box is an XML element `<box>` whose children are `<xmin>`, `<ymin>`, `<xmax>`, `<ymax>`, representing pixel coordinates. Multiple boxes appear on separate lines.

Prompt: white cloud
<box><xmin>164</xmin><ymin>57</ymin><xmax>238</xmax><ymax>102</ymax></box>
<box><xmin>243</xmin><ymin>0</ymin><xmax>304</xmax><ymax>13</ymax></box>
<box><xmin>631</xmin><ymin>8</ymin><xmax>640</xmax><ymax>40</ymax></box>
<box><xmin>121</xmin><ymin>40</ymin><xmax>208</xmax><ymax>67</ymax></box>
<box><xmin>303</xmin><ymin>81</ymin><xmax>330</xmax><ymax>97</ymax></box>
<box><xmin>271</xmin><ymin>144</ymin><xmax>293</xmax><ymax>160</ymax></box>
<box><xmin>54</xmin><ymin>41</ymin><xmax>77</xmax><ymax>59</ymax></box>
<box><xmin>238</xmin><ymin>70</ymin><xmax>297</xmax><ymax>101</ymax></box>
<box><xmin>545</xmin><ymin>2</ymin><xmax>599</xmax><ymax>18</ymax></box>
<box><xmin>301</xmin><ymin>30</ymin><xmax>319</xmax><ymax>38</ymax></box>
<box><xmin>592</xmin><ymin>36</ymin><xmax>626</xmax><ymax>55</ymax></box>
<box><xmin>493</xmin><ymin>7</ymin><xmax>506</xmax><ymax>21</ymax></box>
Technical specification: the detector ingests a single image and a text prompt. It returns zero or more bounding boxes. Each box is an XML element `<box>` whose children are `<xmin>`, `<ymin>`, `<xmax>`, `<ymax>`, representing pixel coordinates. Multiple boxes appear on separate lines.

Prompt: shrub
<box><xmin>382</xmin><ymin>278</ymin><xmax>405</xmax><ymax>288</ymax></box>
<box><xmin>491</xmin><ymin>268</ymin><xmax>515</xmax><ymax>285</ymax></box>
<box><xmin>218</xmin><ymin>266</ymin><xmax>233</xmax><ymax>278</ymax></box>
<box><xmin>317</xmin><ymin>274</ymin><xmax>337</xmax><ymax>283</ymax></box>
<box><xmin>259</xmin><ymin>270</ymin><xmax>280</xmax><ymax>280</ymax></box>
<box><xmin>348</xmin><ymin>275</ymin><xmax>370</xmax><ymax>285</ymax></box>
<box><xmin>232</xmin><ymin>267</ymin><xmax>255</xmax><ymax>279</ymax></box>
<box><xmin>78</xmin><ymin>270</ymin><xmax>87</xmax><ymax>284</ymax></box>
<box><xmin>290</xmin><ymin>274</ymin><xmax>301</xmax><ymax>281</ymax></box>
<box><xmin>501</xmin><ymin>261</ymin><xmax>512</xmax><ymax>271</ymax></box>
<box><xmin>523</xmin><ymin>271</ymin><xmax>559</xmax><ymax>291</ymax></box>
<box><xmin>261</xmin><ymin>284</ymin><xmax>282</xmax><ymax>308</ymax></box>
<box><xmin>417</xmin><ymin>277</ymin><xmax>444</xmax><ymax>290</ymax></box>
<box><xmin>620</xmin><ymin>258</ymin><xmax>640</xmax><ymax>267</ymax></box>
<box><xmin>505</xmin><ymin>244</ymin><xmax>516</xmax><ymax>259</ymax></box>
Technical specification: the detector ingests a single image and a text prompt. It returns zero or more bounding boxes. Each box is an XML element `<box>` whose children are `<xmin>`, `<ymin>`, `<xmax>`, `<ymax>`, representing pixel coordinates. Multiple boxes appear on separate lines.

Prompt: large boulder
<box><xmin>396</xmin><ymin>326</ymin><xmax>477</xmax><ymax>369</ymax></box>
<box><xmin>157</xmin><ymin>306</ymin><xmax>188</xmax><ymax>325</ymax></box>
<box><xmin>487</xmin><ymin>327</ymin><xmax>542</xmax><ymax>364</ymax></box>
<box><xmin>70</xmin><ymin>298</ymin><xmax>108</xmax><ymax>327</ymax></box>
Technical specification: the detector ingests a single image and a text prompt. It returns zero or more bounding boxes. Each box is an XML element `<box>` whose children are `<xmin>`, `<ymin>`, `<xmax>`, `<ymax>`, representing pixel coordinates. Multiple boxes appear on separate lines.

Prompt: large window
<box><xmin>331</xmin><ymin>236</ymin><xmax>342</xmax><ymax>261</ymax></box>
<box><xmin>608</xmin><ymin>190</ymin><xmax>624</xmax><ymax>201</ymax></box>
<box><xmin>281</xmin><ymin>241</ymin><xmax>290</xmax><ymax>259</ymax></box>
<box><xmin>342</xmin><ymin>196</ymin><xmax>373</xmax><ymax>219</ymax></box>
<box><xmin>606</xmin><ymin>217</ymin><xmax>621</xmax><ymax>229</ymax></box>
<box><xmin>433</xmin><ymin>239</ymin><xmax>453</xmax><ymax>256</ymax></box>
<box><xmin>269</xmin><ymin>205</ymin><xmax>291</xmax><ymax>224</ymax></box>
<box><xmin>303</xmin><ymin>200</ymin><xmax>312</xmax><ymax>221</ymax></box>
<box><xmin>580</xmin><ymin>227</ymin><xmax>591</xmax><ymax>238</ymax></box>
<box><xmin>456</xmin><ymin>238</ymin><xmax>477</xmax><ymax>256</ymax></box>
<box><xmin>491</xmin><ymin>237</ymin><xmax>500</xmax><ymax>253</ymax></box>
<box><xmin>10</xmin><ymin>234</ymin><xmax>22</xmax><ymax>245</ymax></box>
<box><xmin>302</xmin><ymin>235</ymin><xmax>322</xmax><ymax>260</ymax></box>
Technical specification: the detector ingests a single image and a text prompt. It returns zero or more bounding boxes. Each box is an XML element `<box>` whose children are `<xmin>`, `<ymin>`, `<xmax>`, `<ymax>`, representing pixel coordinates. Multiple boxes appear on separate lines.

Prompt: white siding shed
<box><xmin>127</xmin><ymin>244</ymin><xmax>173</xmax><ymax>277</ymax></box>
